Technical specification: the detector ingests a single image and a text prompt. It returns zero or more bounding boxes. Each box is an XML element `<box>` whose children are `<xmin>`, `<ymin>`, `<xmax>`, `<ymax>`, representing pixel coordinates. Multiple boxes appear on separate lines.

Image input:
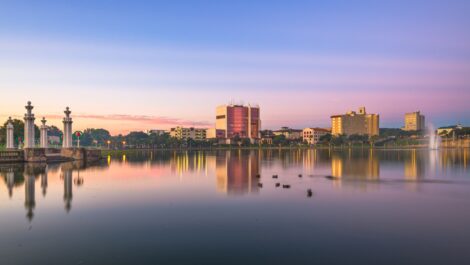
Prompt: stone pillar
<box><xmin>40</xmin><ymin>117</ymin><xmax>49</xmax><ymax>148</ymax></box>
<box><xmin>24</xmin><ymin>101</ymin><xmax>36</xmax><ymax>148</ymax></box>
<box><xmin>6</xmin><ymin>117</ymin><xmax>14</xmax><ymax>149</ymax></box>
<box><xmin>62</xmin><ymin>107</ymin><xmax>73</xmax><ymax>148</ymax></box>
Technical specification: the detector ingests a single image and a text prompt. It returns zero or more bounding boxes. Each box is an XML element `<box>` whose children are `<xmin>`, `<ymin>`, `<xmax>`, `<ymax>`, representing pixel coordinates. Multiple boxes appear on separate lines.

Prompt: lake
<box><xmin>1</xmin><ymin>148</ymin><xmax>469</xmax><ymax>265</ymax></box>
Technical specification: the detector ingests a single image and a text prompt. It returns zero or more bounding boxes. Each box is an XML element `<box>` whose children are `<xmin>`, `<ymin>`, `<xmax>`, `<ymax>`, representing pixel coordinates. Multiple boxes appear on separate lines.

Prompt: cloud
<box><xmin>42</xmin><ymin>113</ymin><xmax>211</xmax><ymax>127</ymax></box>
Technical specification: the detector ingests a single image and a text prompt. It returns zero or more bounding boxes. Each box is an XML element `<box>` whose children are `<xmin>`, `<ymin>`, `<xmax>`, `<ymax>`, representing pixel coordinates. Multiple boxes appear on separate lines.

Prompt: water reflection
<box><xmin>24</xmin><ymin>173</ymin><xmax>35</xmax><ymax>222</ymax></box>
<box><xmin>62</xmin><ymin>168</ymin><xmax>73</xmax><ymax>212</ymax></box>
<box><xmin>216</xmin><ymin>150</ymin><xmax>260</xmax><ymax>195</ymax></box>
<box><xmin>331</xmin><ymin>149</ymin><xmax>379</xmax><ymax>178</ymax></box>
<box><xmin>24</xmin><ymin>164</ymin><xmax>46</xmax><ymax>221</ymax></box>
<box><xmin>1</xmin><ymin>148</ymin><xmax>469</xmax><ymax>222</ymax></box>
<box><xmin>404</xmin><ymin>149</ymin><xmax>426</xmax><ymax>179</ymax></box>
<box><xmin>41</xmin><ymin>169</ymin><xmax>48</xmax><ymax>196</ymax></box>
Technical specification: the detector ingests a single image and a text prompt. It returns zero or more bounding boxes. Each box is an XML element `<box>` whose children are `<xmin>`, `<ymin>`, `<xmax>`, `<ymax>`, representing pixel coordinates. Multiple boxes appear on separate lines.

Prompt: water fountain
<box><xmin>428</xmin><ymin>124</ymin><xmax>440</xmax><ymax>150</ymax></box>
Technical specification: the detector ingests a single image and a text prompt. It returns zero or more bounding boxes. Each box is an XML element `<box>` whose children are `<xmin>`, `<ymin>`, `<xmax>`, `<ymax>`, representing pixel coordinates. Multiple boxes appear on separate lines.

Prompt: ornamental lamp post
<box><xmin>74</xmin><ymin>131</ymin><xmax>82</xmax><ymax>148</ymax></box>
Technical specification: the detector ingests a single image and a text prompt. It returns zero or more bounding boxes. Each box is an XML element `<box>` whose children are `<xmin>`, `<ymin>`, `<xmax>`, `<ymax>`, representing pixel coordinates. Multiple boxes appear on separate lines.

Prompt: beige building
<box><xmin>273</xmin><ymin>127</ymin><xmax>302</xmax><ymax>140</ymax></box>
<box><xmin>404</xmin><ymin>111</ymin><xmax>425</xmax><ymax>131</ymax></box>
<box><xmin>303</xmin><ymin>128</ymin><xmax>330</xmax><ymax>144</ymax></box>
<box><xmin>170</xmin><ymin>127</ymin><xmax>207</xmax><ymax>140</ymax></box>
<box><xmin>437</xmin><ymin>124</ymin><xmax>463</xmax><ymax>136</ymax></box>
<box><xmin>331</xmin><ymin>107</ymin><xmax>379</xmax><ymax>136</ymax></box>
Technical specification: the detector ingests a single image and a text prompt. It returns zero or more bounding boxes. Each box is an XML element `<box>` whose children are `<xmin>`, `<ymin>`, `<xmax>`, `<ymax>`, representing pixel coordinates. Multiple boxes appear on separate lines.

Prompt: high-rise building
<box><xmin>215</xmin><ymin>104</ymin><xmax>261</xmax><ymax>141</ymax></box>
<box><xmin>170</xmin><ymin>127</ymin><xmax>207</xmax><ymax>140</ymax></box>
<box><xmin>302</xmin><ymin>128</ymin><xmax>330</xmax><ymax>144</ymax></box>
<box><xmin>404</xmin><ymin>111</ymin><xmax>425</xmax><ymax>131</ymax></box>
<box><xmin>331</xmin><ymin>107</ymin><xmax>379</xmax><ymax>136</ymax></box>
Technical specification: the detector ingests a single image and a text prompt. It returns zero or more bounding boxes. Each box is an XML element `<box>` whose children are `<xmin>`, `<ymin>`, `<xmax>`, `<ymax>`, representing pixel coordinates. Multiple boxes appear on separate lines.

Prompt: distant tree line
<box><xmin>2</xmin><ymin>123</ymin><xmax>468</xmax><ymax>150</ymax></box>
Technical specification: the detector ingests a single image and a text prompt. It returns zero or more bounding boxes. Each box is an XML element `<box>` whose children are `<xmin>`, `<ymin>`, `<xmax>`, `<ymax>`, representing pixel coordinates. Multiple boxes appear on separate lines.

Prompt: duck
<box><xmin>307</xmin><ymin>189</ymin><xmax>313</xmax><ymax>197</ymax></box>
<box><xmin>272</xmin><ymin>175</ymin><xmax>278</xmax><ymax>179</ymax></box>
<box><xmin>282</xmin><ymin>184</ymin><xmax>291</xmax><ymax>189</ymax></box>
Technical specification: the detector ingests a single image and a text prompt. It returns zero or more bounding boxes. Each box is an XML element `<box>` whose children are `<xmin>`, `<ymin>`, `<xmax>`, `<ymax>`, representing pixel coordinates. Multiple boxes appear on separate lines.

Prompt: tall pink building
<box><xmin>215</xmin><ymin>104</ymin><xmax>261</xmax><ymax>140</ymax></box>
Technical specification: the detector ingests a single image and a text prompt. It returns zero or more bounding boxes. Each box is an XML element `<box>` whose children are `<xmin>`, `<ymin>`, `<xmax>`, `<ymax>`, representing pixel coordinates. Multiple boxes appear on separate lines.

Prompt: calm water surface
<box><xmin>1</xmin><ymin>149</ymin><xmax>469</xmax><ymax>265</ymax></box>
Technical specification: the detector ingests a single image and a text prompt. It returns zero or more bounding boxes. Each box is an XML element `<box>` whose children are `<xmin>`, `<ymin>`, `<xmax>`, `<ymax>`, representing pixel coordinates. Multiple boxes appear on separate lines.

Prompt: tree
<box><xmin>231</xmin><ymin>134</ymin><xmax>242</xmax><ymax>145</ymax></box>
<box><xmin>348</xmin><ymin>134</ymin><xmax>368</xmax><ymax>143</ymax></box>
<box><xmin>0</xmin><ymin>119</ymin><xmax>40</xmax><ymax>146</ymax></box>
<box><xmin>319</xmin><ymin>133</ymin><xmax>332</xmax><ymax>143</ymax></box>
<box><xmin>272</xmin><ymin>135</ymin><xmax>288</xmax><ymax>146</ymax></box>
<box><xmin>125</xmin><ymin>131</ymin><xmax>150</xmax><ymax>147</ymax></box>
<box><xmin>48</xmin><ymin>126</ymin><xmax>63</xmax><ymax>137</ymax></box>
<box><xmin>79</xmin><ymin>128</ymin><xmax>111</xmax><ymax>147</ymax></box>
<box><xmin>331</xmin><ymin>135</ymin><xmax>345</xmax><ymax>146</ymax></box>
<box><xmin>241</xmin><ymin>138</ymin><xmax>251</xmax><ymax>147</ymax></box>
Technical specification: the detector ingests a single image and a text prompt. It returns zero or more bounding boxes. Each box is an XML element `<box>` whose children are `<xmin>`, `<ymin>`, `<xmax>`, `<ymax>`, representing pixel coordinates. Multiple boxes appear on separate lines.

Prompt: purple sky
<box><xmin>0</xmin><ymin>1</ymin><xmax>469</xmax><ymax>134</ymax></box>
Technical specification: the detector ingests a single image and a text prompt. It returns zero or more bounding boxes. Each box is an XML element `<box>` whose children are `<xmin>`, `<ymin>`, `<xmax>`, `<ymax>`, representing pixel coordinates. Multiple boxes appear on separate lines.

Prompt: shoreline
<box><xmin>101</xmin><ymin>145</ymin><xmax>470</xmax><ymax>155</ymax></box>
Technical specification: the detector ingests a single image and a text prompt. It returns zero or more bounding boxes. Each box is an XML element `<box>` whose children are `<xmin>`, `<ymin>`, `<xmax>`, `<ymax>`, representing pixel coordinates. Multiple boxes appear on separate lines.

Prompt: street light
<box><xmin>107</xmin><ymin>140</ymin><xmax>111</xmax><ymax>149</ymax></box>
<box><xmin>122</xmin><ymin>141</ymin><xmax>126</xmax><ymax>149</ymax></box>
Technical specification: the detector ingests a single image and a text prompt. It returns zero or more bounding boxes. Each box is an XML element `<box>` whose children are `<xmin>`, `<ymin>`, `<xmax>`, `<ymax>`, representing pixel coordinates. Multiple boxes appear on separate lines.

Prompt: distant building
<box><xmin>48</xmin><ymin>135</ymin><xmax>61</xmax><ymax>145</ymax></box>
<box><xmin>437</xmin><ymin>124</ymin><xmax>463</xmax><ymax>136</ymax></box>
<box><xmin>404</xmin><ymin>111</ymin><xmax>425</xmax><ymax>131</ymax></box>
<box><xmin>215</xmin><ymin>104</ymin><xmax>261</xmax><ymax>142</ymax></box>
<box><xmin>146</xmin><ymin>129</ymin><xmax>168</xmax><ymax>135</ymax></box>
<box><xmin>303</xmin><ymin>128</ymin><xmax>330</xmax><ymax>144</ymax></box>
<box><xmin>170</xmin><ymin>127</ymin><xmax>207</xmax><ymax>140</ymax></box>
<box><xmin>273</xmin><ymin>127</ymin><xmax>302</xmax><ymax>140</ymax></box>
<box><xmin>331</xmin><ymin>107</ymin><xmax>379</xmax><ymax>136</ymax></box>
<box><xmin>260</xmin><ymin>130</ymin><xmax>275</xmax><ymax>145</ymax></box>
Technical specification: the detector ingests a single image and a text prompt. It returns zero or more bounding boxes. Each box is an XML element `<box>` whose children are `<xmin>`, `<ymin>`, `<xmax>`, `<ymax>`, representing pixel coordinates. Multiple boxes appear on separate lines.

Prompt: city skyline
<box><xmin>1</xmin><ymin>1</ymin><xmax>470</xmax><ymax>134</ymax></box>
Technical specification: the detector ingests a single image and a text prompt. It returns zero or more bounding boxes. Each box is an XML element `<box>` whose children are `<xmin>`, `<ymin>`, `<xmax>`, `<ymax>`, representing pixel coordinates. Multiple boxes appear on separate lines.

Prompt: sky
<box><xmin>0</xmin><ymin>0</ymin><xmax>469</xmax><ymax>135</ymax></box>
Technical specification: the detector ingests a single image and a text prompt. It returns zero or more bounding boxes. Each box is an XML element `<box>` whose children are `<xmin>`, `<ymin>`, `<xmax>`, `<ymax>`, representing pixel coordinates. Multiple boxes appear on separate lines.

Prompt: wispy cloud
<box><xmin>43</xmin><ymin>113</ymin><xmax>211</xmax><ymax>127</ymax></box>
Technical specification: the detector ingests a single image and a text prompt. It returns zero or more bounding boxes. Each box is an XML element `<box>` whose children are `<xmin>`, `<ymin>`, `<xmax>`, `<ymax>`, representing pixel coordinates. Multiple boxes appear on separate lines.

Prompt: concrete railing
<box><xmin>0</xmin><ymin>150</ymin><xmax>24</xmax><ymax>163</ymax></box>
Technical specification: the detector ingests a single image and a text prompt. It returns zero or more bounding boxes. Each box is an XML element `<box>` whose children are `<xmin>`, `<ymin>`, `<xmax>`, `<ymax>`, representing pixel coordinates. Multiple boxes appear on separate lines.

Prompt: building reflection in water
<box><xmin>330</xmin><ymin>149</ymin><xmax>380</xmax><ymax>189</ymax></box>
<box><xmin>1</xmin><ymin>149</ymin><xmax>468</xmax><ymax>221</ymax></box>
<box><xmin>170</xmin><ymin>151</ymin><xmax>208</xmax><ymax>177</ymax></box>
<box><xmin>438</xmin><ymin>148</ymin><xmax>470</xmax><ymax>172</ymax></box>
<box><xmin>404</xmin><ymin>149</ymin><xmax>425</xmax><ymax>179</ymax></box>
<box><xmin>216</xmin><ymin>150</ymin><xmax>259</xmax><ymax>195</ymax></box>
